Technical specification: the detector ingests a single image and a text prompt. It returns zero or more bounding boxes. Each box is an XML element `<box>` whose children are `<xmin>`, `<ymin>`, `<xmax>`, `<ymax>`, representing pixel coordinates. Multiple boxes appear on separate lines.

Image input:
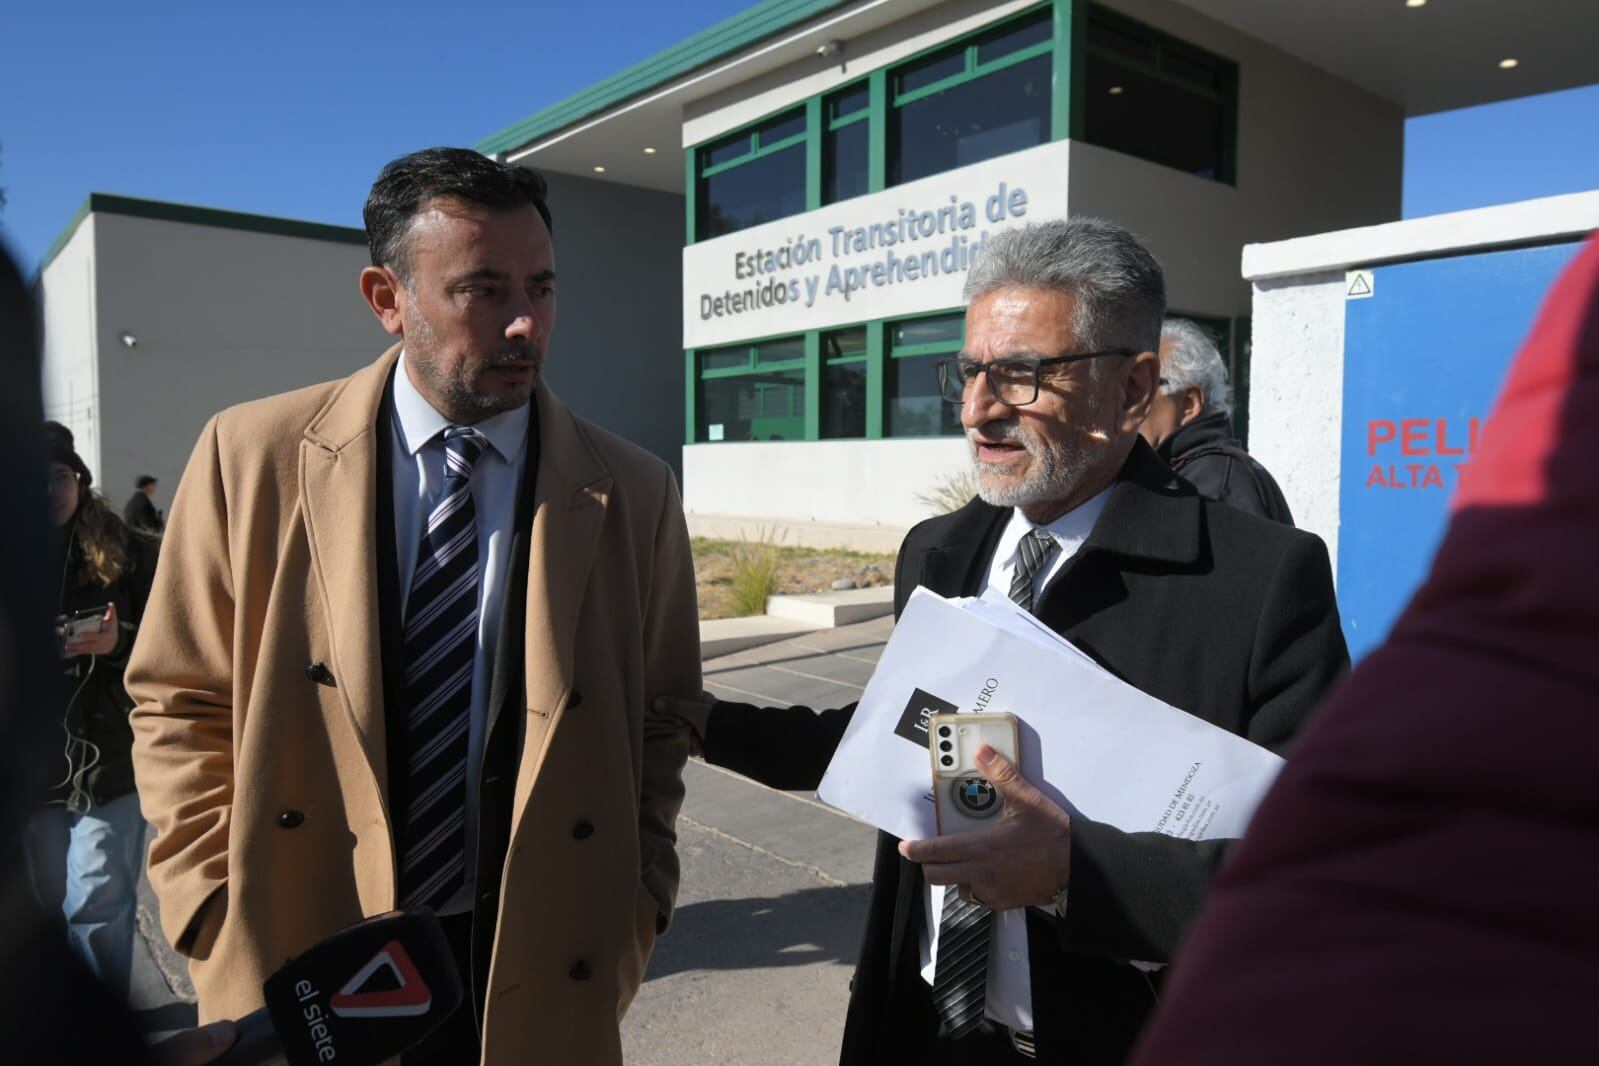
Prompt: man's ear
<box><xmin>1118</xmin><ymin>350</ymin><xmax>1161</xmax><ymax>434</ymax></box>
<box><xmin>360</xmin><ymin>266</ymin><xmax>405</xmax><ymax>336</ymax></box>
<box><xmin>1179</xmin><ymin>386</ymin><xmax>1206</xmax><ymax>426</ymax></box>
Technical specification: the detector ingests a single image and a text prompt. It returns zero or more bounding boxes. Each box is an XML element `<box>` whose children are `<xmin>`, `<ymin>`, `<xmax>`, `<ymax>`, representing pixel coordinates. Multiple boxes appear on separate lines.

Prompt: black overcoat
<box><xmin>705</xmin><ymin>439</ymin><xmax>1349</xmax><ymax>1064</ymax></box>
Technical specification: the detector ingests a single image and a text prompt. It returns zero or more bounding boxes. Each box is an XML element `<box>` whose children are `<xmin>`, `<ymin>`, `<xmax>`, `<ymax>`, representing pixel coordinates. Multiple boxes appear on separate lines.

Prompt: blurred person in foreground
<box><xmin>662</xmin><ymin>219</ymin><xmax>1347</xmax><ymax>1063</ymax></box>
<box><xmin>0</xmin><ymin>238</ymin><xmax>233</xmax><ymax>1064</ymax></box>
<box><xmin>1132</xmin><ymin>234</ymin><xmax>1599</xmax><ymax>1065</ymax></box>
<box><xmin>1138</xmin><ymin>318</ymin><xmax>1292</xmax><ymax>523</ymax></box>
<box><xmin>25</xmin><ymin>421</ymin><xmax>158</xmax><ymax>1002</ymax></box>
<box><xmin>127</xmin><ymin>147</ymin><xmax>698</xmax><ymax>1064</ymax></box>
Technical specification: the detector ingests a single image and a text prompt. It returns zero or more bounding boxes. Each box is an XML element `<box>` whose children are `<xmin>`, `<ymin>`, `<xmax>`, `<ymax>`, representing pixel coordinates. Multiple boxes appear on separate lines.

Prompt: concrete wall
<box><xmin>683</xmin><ymin>436</ymin><xmax>970</xmax><ymax>532</ymax></box>
<box><xmin>1066</xmin><ymin>0</ymin><xmax>1402</xmax><ymax>317</ymax></box>
<box><xmin>538</xmin><ymin>170</ymin><xmax>686</xmax><ymax>477</ymax></box>
<box><xmin>40</xmin><ymin>219</ymin><xmax>102</xmax><ymax>475</ymax></box>
<box><xmin>87</xmin><ymin>214</ymin><xmax>384</xmax><ymax>506</ymax></box>
<box><xmin>1243</xmin><ymin>189</ymin><xmax>1599</xmax><ymax>574</ymax></box>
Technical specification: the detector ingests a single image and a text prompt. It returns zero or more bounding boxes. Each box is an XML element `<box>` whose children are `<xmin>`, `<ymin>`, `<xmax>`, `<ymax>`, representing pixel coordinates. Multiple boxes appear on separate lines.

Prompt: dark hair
<box><xmin>363</xmin><ymin>147</ymin><xmax>553</xmax><ymax>281</ymax></box>
<box><xmin>136</xmin><ymin>474</ymin><xmax>158</xmax><ymax>488</ymax></box>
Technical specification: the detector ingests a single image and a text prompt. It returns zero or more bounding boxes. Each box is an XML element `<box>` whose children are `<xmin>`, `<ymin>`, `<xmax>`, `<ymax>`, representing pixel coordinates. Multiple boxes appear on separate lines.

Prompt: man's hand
<box><xmin>653</xmin><ymin>692</ymin><xmax>716</xmax><ymax>757</ymax></box>
<box><xmin>898</xmin><ymin>745</ymin><xmax>1071</xmax><ymax>911</ymax></box>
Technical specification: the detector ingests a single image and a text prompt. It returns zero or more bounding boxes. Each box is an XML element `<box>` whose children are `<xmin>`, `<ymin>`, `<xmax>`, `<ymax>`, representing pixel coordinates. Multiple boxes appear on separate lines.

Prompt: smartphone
<box><xmin>930</xmin><ymin>712</ymin><xmax>1020</xmax><ymax>835</ymax></box>
<box><xmin>61</xmin><ymin>605</ymin><xmax>110</xmax><ymax>640</ymax></box>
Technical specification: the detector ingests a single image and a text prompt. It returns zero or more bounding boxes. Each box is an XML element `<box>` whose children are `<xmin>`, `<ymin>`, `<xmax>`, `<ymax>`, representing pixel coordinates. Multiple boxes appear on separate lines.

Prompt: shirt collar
<box><xmin>391</xmin><ymin>350</ymin><xmax>530</xmax><ymax>462</ymax></box>
<box><xmin>995</xmin><ymin>484</ymin><xmax>1115</xmax><ymax>570</ymax></box>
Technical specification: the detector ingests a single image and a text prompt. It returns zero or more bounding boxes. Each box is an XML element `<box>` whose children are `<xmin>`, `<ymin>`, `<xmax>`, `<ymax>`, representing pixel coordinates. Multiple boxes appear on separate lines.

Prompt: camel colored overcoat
<box><xmin>127</xmin><ymin>346</ymin><xmax>698</xmax><ymax>1064</ymax></box>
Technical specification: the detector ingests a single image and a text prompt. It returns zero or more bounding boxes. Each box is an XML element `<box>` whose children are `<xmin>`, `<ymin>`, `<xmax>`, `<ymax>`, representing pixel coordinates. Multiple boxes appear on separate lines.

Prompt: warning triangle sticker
<box><xmin>329</xmin><ymin>939</ymin><xmax>433</xmax><ymax>1018</ymax></box>
<box><xmin>1346</xmin><ymin>270</ymin><xmax>1373</xmax><ymax>298</ymax></box>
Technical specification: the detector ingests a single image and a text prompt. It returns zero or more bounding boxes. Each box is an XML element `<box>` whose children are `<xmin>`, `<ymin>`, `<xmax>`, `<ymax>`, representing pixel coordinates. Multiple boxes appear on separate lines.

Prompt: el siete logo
<box><xmin>895</xmin><ymin>688</ymin><xmax>958</xmax><ymax>748</ymax></box>
<box><xmin>330</xmin><ymin>939</ymin><xmax>432</xmax><ymax>1018</ymax></box>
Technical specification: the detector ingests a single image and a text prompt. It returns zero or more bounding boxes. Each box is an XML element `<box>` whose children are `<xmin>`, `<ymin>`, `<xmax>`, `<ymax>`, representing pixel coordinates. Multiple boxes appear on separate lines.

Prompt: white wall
<box><xmin>1242</xmin><ymin>189</ymin><xmax>1599</xmax><ymax>572</ymax></box>
<box><xmin>40</xmin><ymin>218</ymin><xmax>102</xmax><ymax>475</ymax></box>
<box><xmin>88</xmin><ymin>214</ymin><xmax>385</xmax><ymax>506</ymax></box>
<box><xmin>684</xmin><ymin>436</ymin><xmax>970</xmax><ymax>529</ymax></box>
<box><xmin>538</xmin><ymin>171</ymin><xmax>686</xmax><ymax>476</ymax></box>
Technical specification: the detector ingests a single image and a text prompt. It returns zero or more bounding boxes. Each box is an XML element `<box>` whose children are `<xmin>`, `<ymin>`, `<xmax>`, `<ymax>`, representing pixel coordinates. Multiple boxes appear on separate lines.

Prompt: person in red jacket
<box><xmin>1131</xmin><ymin>234</ymin><xmax>1599</xmax><ymax>1065</ymax></box>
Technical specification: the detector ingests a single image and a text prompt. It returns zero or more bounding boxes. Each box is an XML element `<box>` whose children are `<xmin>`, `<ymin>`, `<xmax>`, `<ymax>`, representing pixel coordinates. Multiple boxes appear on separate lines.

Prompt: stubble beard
<box><xmin>404</xmin><ymin>303</ymin><xmax>544</xmax><ymax>424</ymax></box>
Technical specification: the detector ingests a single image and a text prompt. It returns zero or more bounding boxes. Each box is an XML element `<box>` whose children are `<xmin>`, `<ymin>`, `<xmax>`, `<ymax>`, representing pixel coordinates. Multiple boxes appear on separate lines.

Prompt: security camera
<box><xmin>817</xmin><ymin>39</ymin><xmax>844</xmax><ymax>61</ymax></box>
<box><xmin>119</xmin><ymin>331</ymin><xmax>138</xmax><ymax>349</ymax></box>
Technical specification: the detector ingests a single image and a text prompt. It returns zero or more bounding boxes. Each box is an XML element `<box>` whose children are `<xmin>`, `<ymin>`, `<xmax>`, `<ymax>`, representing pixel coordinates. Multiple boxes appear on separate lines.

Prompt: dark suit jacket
<box><xmin>705</xmin><ymin>439</ymin><xmax>1348</xmax><ymax>1063</ymax></box>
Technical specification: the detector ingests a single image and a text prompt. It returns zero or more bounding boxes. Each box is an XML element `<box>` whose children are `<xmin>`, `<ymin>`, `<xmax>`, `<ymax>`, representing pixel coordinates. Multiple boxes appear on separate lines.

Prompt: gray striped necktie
<box><xmin>931</xmin><ymin>526</ymin><xmax>1060</xmax><ymax>1038</ymax></box>
<box><xmin>398</xmin><ymin>426</ymin><xmax>485</xmax><ymax>911</ymax></box>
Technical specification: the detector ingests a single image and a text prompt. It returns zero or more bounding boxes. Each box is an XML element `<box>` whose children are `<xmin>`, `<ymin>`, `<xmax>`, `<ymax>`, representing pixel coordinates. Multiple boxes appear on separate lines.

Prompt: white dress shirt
<box><xmin>390</xmin><ymin>352</ymin><xmax>530</xmax><ymax>915</ymax></box>
<box><xmin>918</xmin><ymin>485</ymin><xmax>1113</xmax><ymax>1034</ymax></box>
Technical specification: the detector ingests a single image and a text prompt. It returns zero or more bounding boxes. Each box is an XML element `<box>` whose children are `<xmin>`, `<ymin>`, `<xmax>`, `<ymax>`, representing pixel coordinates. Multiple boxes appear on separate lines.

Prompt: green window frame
<box><xmin>890</xmin><ymin>7</ymin><xmax>1055</xmax><ymax>110</ymax></box>
<box><xmin>693</xmin><ymin>336</ymin><xmax>809</xmax><ymax>443</ymax></box>
<box><xmin>1080</xmin><ymin>3</ymin><xmax>1239</xmax><ymax>184</ymax></box>
<box><xmin>694</xmin><ymin>107</ymin><xmax>812</xmax><ymax>241</ymax></box>
<box><xmin>885</xmin><ymin>311</ymin><xmax>966</xmax><ymax>438</ymax></box>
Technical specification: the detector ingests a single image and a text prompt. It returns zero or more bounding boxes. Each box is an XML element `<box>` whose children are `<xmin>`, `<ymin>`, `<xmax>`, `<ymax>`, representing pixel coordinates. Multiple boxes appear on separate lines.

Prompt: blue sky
<box><xmin>3</xmin><ymin>1</ymin><xmax>1596</xmax><ymax>273</ymax></box>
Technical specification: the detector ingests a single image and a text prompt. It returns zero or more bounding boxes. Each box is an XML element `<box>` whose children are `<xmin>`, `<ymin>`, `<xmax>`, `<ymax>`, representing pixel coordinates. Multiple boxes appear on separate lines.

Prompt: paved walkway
<box><xmin>130</xmin><ymin>618</ymin><xmax>896</xmax><ymax>1064</ymax></box>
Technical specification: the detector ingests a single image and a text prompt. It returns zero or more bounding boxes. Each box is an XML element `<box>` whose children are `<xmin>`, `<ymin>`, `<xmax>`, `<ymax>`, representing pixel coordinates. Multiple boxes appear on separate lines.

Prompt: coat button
<box><xmin>305</xmin><ymin>662</ymin><xmax>335</xmax><ymax>686</ymax></box>
<box><xmin>278</xmin><ymin>810</ymin><xmax>305</xmax><ymax>829</ymax></box>
<box><xmin>569</xmin><ymin>959</ymin><xmax>591</xmax><ymax>982</ymax></box>
<box><xmin>572</xmin><ymin>820</ymin><xmax>594</xmax><ymax>841</ymax></box>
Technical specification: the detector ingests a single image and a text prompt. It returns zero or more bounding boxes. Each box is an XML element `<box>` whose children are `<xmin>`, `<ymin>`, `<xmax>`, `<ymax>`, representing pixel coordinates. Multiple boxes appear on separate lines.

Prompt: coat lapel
<box><xmin>912</xmin><ymin>500</ymin><xmax>1008</xmax><ymax>606</ymax></box>
<box><xmin>300</xmin><ymin>344</ymin><xmax>402</xmax><ymax>797</ymax></box>
<box><xmin>513</xmin><ymin>386</ymin><xmax>612</xmax><ymax>792</ymax></box>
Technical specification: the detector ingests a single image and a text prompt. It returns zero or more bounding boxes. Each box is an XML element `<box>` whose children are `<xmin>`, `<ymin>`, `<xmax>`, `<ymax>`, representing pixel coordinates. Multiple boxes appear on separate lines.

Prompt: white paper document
<box><xmin>816</xmin><ymin>588</ymin><xmax>1284</xmax><ymax>843</ymax></box>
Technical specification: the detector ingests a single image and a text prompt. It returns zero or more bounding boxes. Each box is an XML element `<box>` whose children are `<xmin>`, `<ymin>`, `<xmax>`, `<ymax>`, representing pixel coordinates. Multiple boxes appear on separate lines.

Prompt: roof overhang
<box><xmin>478</xmin><ymin>0</ymin><xmax>1599</xmax><ymax>194</ymax></box>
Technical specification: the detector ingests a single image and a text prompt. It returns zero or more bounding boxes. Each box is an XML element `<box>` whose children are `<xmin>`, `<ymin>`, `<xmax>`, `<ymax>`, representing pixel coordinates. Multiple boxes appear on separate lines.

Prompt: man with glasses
<box><xmin>661</xmin><ymin>218</ymin><xmax>1346</xmax><ymax>1064</ymax></box>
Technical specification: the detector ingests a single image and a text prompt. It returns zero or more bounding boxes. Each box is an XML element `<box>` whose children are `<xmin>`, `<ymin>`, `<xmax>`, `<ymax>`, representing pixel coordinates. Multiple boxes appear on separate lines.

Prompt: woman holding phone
<box><xmin>28</xmin><ymin>421</ymin><xmax>158</xmax><ymax>1002</ymax></box>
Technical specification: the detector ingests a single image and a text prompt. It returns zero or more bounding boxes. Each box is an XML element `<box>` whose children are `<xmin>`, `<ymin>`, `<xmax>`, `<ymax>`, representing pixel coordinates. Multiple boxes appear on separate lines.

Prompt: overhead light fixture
<box><xmin>1499</xmin><ymin>57</ymin><xmax>1519</xmax><ymax>69</ymax></box>
<box><xmin>1108</xmin><ymin>85</ymin><xmax>1124</xmax><ymax>95</ymax></box>
<box><xmin>1405</xmin><ymin>0</ymin><xmax>1426</xmax><ymax>8</ymax></box>
<box><xmin>643</xmin><ymin>147</ymin><xmax>657</xmax><ymax>154</ymax></box>
<box><xmin>593</xmin><ymin>165</ymin><xmax>607</xmax><ymax>173</ymax></box>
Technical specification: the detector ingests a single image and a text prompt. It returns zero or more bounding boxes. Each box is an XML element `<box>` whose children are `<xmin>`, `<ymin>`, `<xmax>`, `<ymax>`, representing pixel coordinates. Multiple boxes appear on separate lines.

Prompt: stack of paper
<box><xmin>816</xmin><ymin>588</ymin><xmax>1283</xmax><ymax>843</ymax></box>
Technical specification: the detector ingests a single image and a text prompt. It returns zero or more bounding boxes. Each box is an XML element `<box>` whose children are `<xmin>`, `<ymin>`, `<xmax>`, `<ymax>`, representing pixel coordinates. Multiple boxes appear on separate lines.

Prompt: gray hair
<box><xmin>962</xmin><ymin>218</ymin><xmax>1166</xmax><ymax>354</ymax></box>
<box><xmin>1159</xmin><ymin>318</ymin><xmax>1231</xmax><ymax>416</ymax></box>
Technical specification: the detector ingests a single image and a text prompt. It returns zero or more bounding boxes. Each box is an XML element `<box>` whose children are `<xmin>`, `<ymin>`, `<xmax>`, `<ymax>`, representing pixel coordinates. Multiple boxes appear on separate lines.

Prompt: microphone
<box><xmin>204</xmin><ymin>910</ymin><xmax>464</xmax><ymax>1065</ymax></box>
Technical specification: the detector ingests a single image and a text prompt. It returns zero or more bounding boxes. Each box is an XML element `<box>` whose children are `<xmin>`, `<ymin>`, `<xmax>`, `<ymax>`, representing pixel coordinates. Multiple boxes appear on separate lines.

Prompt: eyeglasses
<box><xmin>936</xmin><ymin>350</ymin><xmax>1136</xmax><ymax>407</ymax></box>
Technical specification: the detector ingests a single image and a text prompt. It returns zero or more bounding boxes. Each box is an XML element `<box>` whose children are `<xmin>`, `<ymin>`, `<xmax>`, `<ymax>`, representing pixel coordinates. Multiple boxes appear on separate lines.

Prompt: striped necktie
<box><xmin>931</xmin><ymin>526</ymin><xmax>1060</xmax><ymax>1039</ymax></box>
<box><xmin>398</xmin><ymin>426</ymin><xmax>485</xmax><ymax>912</ymax></box>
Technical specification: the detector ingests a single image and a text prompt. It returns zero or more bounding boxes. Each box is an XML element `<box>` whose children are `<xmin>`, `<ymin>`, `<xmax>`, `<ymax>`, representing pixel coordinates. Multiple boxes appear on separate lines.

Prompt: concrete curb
<box><xmin>700</xmin><ymin>586</ymin><xmax>893</xmax><ymax>658</ymax></box>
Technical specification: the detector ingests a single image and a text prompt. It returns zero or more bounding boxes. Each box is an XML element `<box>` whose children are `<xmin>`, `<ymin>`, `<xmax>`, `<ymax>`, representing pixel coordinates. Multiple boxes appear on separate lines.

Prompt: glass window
<box><xmin>700</xmin><ymin>346</ymin><xmax>750</xmax><ymax>372</ymax></box>
<box><xmin>755</xmin><ymin>337</ymin><xmax>805</xmax><ymax>365</ymax></box>
<box><xmin>699</xmin><ymin>364</ymin><xmax>807</xmax><ymax>443</ymax></box>
<box><xmin>897</xmin><ymin>47</ymin><xmax>965</xmax><ymax>96</ymax></box>
<box><xmin>824</xmin><ymin>121</ymin><xmax>870</xmax><ymax>203</ymax></box>
<box><xmin>887</xmin><ymin>312</ymin><xmax>964</xmax><ymax>438</ymax></box>
<box><xmin>1082</xmin><ymin>8</ymin><xmax>1236</xmax><ymax>183</ymax></box>
<box><xmin>759</xmin><ymin>110</ymin><xmax>807</xmax><ymax>145</ymax></box>
<box><xmin>976</xmin><ymin>10</ymin><xmax>1052</xmax><ymax>65</ymax></box>
<box><xmin>891</xmin><ymin>314</ymin><xmax>963</xmax><ymax>349</ymax></box>
<box><xmin>830</xmin><ymin>81</ymin><xmax>870</xmax><ymax>120</ymax></box>
<box><xmin>701</xmin><ymin>143</ymin><xmax>805</xmax><ymax>238</ymax></box>
<box><xmin>887</xmin><ymin>354</ymin><xmax>961</xmax><ymax>437</ymax></box>
<box><xmin>821</xmin><ymin>326</ymin><xmax>867</xmax><ymax>439</ymax></box>
<box><xmin>704</xmin><ymin>133</ymin><xmax>752</xmax><ymax>169</ymax></box>
<box><xmin>890</xmin><ymin>53</ymin><xmax>1050</xmax><ymax>186</ymax></box>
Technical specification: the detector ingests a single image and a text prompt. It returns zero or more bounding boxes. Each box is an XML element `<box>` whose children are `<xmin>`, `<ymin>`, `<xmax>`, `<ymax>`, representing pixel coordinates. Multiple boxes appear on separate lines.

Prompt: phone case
<box><xmin>930</xmin><ymin>712</ymin><xmax>1020</xmax><ymax>835</ymax></box>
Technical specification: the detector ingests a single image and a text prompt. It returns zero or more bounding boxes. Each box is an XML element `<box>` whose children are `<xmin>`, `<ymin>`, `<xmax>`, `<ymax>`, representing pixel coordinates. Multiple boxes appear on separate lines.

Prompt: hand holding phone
<box><xmin>59</xmin><ymin>602</ymin><xmax>118</xmax><ymax>656</ymax></box>
<box><xmin>930</xmin><ymin>712</ymin><xmax>1020</xmax><ymax>835</ymax></box>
